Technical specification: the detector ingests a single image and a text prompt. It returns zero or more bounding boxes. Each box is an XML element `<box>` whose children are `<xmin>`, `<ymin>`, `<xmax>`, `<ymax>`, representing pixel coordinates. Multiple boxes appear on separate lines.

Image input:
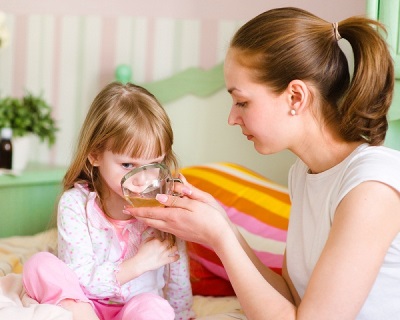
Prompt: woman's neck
<box><xmin>292</xmin><ymin>125</ymin><xmax>364</xmax><ymax>174</ymax></box>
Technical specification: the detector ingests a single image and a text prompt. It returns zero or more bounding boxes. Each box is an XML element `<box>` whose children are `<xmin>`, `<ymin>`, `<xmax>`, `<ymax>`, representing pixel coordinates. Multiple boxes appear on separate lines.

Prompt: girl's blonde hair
<box><xmin>230</xmin><ymin>7</ymin><xmax>394</xmax><ymax>145</ymax></box>
<box><xmin>62</xmin><ymin>81</ymin><xmax>178</xmax><ymax>244</ymax></box>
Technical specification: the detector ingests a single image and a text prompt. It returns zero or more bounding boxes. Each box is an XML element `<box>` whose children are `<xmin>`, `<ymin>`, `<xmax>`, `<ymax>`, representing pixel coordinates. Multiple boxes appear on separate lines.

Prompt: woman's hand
<box><xmin>123</xmin><ymin>175</ymin><xmax>233</xmax><ymax>248</ymax></box>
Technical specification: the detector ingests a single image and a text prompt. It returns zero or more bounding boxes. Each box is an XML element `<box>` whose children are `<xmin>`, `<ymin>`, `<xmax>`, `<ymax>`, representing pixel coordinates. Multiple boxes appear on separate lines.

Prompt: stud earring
<box><xmin>290</xmin><ymin>109</ymin><xmax>296</xmax><ymax>116</ymax></box>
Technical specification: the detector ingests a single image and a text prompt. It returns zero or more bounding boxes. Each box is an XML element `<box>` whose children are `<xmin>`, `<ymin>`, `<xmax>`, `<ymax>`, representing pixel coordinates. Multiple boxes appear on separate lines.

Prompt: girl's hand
<box><xmin>117</xmin><ymin>238</ymin><xmax>179</xmax><ymax>285</ymax></box>
<box><xmin>135</xmin><ymin>237</ymin><xmax>179</xmax><ymax>271</ymax></box>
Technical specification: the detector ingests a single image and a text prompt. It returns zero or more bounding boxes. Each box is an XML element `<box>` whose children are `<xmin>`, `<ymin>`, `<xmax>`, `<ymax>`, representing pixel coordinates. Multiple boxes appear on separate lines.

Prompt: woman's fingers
<box><xmin>156</xmin><ymin>194</ymin><xmax>181</xmax><ymax>207</ymax></box>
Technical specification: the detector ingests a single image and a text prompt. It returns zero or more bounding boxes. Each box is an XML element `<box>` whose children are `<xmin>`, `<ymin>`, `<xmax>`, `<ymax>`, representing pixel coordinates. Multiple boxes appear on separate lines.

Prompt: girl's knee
<box><xmin>23</xmin><ymin>252</ymin><xmax>87</xmax><ymax>305</ymax></box>
<box><xmin>23</xmin><ymin>251</ymin><xmax>58</xmax><ymax>282</ymax></box>
<box><xmin>24</xmin><ymin>252</ymin><xmax>57</xmax><ymax>271</ymax></box>
<box><xmin>122</xmin><ymin>293</ymin><xmax>175</xmax><ymax>320</ymax></box>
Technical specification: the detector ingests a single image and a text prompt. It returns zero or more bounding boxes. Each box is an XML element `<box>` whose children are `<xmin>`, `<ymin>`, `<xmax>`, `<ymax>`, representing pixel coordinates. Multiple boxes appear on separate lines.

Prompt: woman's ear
<box><xmin>286</xmin><ymin>79</ymin><xmax>310</xmax><ymax>115</ymax></box>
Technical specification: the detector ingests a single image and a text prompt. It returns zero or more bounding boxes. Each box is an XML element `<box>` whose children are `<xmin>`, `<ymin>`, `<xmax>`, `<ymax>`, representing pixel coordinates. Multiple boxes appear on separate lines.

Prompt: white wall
<box><xmin>0</xmin><ymin>0</ymin><xmax>366</xmax><ymax>186</ymax></box>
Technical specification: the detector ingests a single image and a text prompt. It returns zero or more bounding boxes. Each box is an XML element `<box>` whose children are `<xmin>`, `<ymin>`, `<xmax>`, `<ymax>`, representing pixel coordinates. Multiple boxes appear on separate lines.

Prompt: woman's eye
<box><xmin>235</xmin><ymin>101</ymin><xmax>247</xmax><ymax>107</ymax></box>
<box><xmin>122</xmin><ymin>163</ymin><xmax>134</xmax><ymax>170</ymax></box>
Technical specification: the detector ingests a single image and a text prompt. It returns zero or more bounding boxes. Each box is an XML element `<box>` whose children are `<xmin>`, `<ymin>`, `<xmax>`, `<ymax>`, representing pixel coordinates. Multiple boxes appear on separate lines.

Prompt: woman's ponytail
<box><xmin>337</xmin><ymin>17</ymin><xmax>394</xmax><ymax>145</ymax></box>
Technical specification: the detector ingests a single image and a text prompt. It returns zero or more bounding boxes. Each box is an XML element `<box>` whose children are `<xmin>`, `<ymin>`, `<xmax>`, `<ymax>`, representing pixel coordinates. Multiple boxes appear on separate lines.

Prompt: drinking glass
<box><xmin>121</xmin><ymin>163</ymin><xmax>182</xmax><ymax>207</ymax></box>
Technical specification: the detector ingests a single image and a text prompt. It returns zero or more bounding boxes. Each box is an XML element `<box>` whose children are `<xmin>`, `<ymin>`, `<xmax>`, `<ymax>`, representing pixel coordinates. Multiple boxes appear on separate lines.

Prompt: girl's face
<box><xmin>224</xmin><ymin>50</ymin><xmax>296</xmax><ymax>155</ymax></box>
<box><xmin>92</xmin><ymin>150</ymin><xmax>165</xmax><ymax>200</ymax></box>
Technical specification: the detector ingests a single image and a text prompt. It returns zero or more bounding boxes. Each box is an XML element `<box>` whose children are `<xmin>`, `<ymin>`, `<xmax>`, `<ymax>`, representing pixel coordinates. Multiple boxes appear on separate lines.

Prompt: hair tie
<box><xmin>332</xmin><ymin>22</ymin><xmax>342</xmax><ymax>41</ymax></box>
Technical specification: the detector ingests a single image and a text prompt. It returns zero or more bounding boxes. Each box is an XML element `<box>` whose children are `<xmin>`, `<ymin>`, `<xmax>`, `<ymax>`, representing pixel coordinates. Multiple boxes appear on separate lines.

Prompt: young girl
<box><xmin>23</xmin><ymin>82</ymin><xmax>194</xmax><ymax>320</ymax></box>
<box><xmin>127</xmin><ymin>7</ymin><xmax>400</xmax><ymax>320</ymax></box>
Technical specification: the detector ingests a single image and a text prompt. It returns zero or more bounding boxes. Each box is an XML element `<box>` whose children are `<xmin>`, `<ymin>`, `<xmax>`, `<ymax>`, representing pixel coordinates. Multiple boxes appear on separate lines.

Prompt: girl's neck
<box><xmin>97</xmin><ymin>194</ymin><xmax>131</xmax><ymax>221</ymax></box>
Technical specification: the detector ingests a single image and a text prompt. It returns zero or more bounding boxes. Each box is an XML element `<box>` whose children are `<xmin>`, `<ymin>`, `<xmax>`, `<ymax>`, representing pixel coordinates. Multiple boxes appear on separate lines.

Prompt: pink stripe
<box><xmin>145</xmin><ymin>18</ymin><xmax>155</xmax><ymax>82</ymax></box>
<box><xmin>99</xmin><ymin>16</ymin><xmax>117</xmax><ymax>88</ymax></box>
<box><xmin>221</xmin><ymin>203</ymin><xmax>288</xmax><ymax>242</ymax></box>
<box><xmin>190</xmin><ymin>247</ymin><xmax>283</xmax><ymax>272</ymax></box>
<box><xmin>12</xmin><ymin>15</ymin><xmax>28</xmax><ymax>97</ymax></box>
<box><xmin>199</xmin><ymin>19</ymin><xmax>218</xmax><ymax>69</ymax></box>
<box><xmin>49</xmin><ymin>16</ymin><xmax>62</xmax><ymax>164</ymax></box>
<box><xmin>253</xmin><ymin>249</ymin><xmax>284</xmax><ymax>268</ymax></box>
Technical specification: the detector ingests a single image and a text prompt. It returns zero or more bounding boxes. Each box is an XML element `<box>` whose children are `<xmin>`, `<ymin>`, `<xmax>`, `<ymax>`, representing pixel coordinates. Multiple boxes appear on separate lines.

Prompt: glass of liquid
<box><xmin>121</xmin><ymin>163</ymin><xmax>182</xmax><ymax>207</ymax></box>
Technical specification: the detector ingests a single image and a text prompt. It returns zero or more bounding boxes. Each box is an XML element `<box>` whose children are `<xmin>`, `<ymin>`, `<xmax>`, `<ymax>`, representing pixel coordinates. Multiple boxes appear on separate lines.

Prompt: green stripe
<box><xmin>173</xmin><ymin>19</ymin><xmax>183</xmax><ymax>73</ymax></box>
<box><xmin>74</xmin><ymin>16</ymin><xmax>85</xmax><ymax>135</ymax></box>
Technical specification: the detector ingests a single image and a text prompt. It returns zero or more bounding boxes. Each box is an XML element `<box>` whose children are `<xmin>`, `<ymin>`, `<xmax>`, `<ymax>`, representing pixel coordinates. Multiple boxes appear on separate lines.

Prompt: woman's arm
<box><xmin>232</xmin><ymin>226</ymin><xmax>295</xmax><ymax>302</ymax></box>
<box><xmin>296</xmin><ymin>181</ymin><xmax>400</xmax><ymax>319</ymax></box>
<box><xmin>127</xmin><ymin>181</ymin><xmax>400</xmax><ymax>319</ymax></box>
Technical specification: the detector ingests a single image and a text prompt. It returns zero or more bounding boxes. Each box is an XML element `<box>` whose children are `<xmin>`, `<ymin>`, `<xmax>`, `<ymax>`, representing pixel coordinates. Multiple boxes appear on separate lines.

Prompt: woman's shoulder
<box><xmin>346</xmin><ymin>144</ymin><xmax>400</xmax><ymax>190</ymax></box>
<box><xmin>350</xmin><ymin>145</ymin><xmax>400</xmax><ymax>171</ymax></box>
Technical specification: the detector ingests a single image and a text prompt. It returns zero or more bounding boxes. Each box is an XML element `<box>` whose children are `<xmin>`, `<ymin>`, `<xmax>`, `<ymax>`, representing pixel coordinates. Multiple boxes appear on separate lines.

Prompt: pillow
<box><xmin>180</xmin><ymin>162</ymin><xmax>290</xmax><ymax>296</ymax></box>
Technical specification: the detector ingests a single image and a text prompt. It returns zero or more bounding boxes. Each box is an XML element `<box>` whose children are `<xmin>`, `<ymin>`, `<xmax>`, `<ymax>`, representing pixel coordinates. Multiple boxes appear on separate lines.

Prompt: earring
<box><xmin>290</xmin><ymin>109</ymin><xmax>296</xmax><ymax>116</ymax></box>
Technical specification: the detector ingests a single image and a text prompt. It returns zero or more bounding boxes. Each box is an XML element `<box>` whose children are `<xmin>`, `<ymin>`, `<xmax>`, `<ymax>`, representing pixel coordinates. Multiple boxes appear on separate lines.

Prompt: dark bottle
<box><xmin>0</xmin><ymin>127</ymin><xmax>13</xmax><ymax>170</ymax></box>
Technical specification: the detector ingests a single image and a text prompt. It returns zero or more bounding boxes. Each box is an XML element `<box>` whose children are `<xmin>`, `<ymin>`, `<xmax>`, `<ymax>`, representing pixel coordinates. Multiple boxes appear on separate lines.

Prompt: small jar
<box><xmin>0</xmin><ymin>127</ymin><xmax>13</xmax><ymax>170</ymax></box>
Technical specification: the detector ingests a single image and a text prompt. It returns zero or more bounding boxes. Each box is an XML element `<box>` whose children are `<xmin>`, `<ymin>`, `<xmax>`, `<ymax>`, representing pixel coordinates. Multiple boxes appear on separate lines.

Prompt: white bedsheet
<box><xmin>0</xmin><ymin>229</ymin><xmax>246</xmax><ymax>319</ymax></box>
<box><xmin>0</xmin><ymin>273</ymin><xmax>245</xmax><ymax>320</ymax></box>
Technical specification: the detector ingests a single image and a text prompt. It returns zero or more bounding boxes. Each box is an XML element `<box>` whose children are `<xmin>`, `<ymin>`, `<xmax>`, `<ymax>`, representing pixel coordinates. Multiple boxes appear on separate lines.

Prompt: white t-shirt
<box><xmin>286</xmin><ymin>144</ymin><xmax>400</xmax><ymax>319</ymax></box>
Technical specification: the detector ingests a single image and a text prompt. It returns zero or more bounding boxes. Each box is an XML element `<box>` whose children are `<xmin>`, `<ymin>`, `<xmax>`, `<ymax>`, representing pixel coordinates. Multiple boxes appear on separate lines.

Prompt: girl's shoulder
<box><xmin>59</xmin><ymin>183</ymin><xmax>95</xmax><ymax>206</ymax></box>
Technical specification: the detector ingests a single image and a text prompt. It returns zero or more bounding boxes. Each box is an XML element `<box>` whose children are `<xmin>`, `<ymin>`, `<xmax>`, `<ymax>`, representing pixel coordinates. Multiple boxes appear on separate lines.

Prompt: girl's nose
<box><xmin>131</xmin><ymin>171</ymin><xmax>147</xmax><ymax>187</ymax></box>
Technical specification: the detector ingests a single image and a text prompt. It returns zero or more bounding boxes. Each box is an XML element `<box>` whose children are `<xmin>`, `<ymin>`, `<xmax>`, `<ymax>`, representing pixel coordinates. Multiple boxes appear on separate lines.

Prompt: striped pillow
<box><xmin>181</xmin><ymin>162</ymin><xmax>290</xmax><ymax>295</ymax></box>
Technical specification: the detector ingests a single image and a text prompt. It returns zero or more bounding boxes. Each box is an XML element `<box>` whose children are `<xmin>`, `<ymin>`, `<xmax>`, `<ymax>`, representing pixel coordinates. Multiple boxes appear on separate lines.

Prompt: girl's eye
<box><xmin>235</xmin><ymin>101</ymin><xmax>247</xmax><ymax>107</ymax></box>
<box><xmin>122</xmin><ymin>163</ymin><xmax>134</xmax><ymax>170</ymax></box>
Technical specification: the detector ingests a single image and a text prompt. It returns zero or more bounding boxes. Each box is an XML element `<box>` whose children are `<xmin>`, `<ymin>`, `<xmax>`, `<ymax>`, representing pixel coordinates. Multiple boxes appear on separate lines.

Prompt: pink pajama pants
<box><xmin>22</xmin><ymin>252</ymin><xmax>175</xmax><ymax>320</ymax></box>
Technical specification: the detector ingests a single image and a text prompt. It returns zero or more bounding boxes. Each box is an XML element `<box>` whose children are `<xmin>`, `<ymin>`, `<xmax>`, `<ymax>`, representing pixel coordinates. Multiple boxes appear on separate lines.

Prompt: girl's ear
<box><xmin>88</xmin><ymin>152</ymin><xmax>99</xmax><ymax>166</ymax></box>
<box><xmin>286</xmin><ymin>79</ymin><xmax>310</xmax><ymax>115</ymax></box>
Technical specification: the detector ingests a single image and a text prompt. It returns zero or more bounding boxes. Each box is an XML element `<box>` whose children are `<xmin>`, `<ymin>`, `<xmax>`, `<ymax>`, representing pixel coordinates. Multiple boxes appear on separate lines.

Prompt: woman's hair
<box><xmin>229</xmin><ymin>7</ymin><xmax>394</xmax><ymax>145</ymax></box>
<box><xmin>62</xmin><ymin>81</ymin><xmax>178</xmax><ymax>244</ymax></box>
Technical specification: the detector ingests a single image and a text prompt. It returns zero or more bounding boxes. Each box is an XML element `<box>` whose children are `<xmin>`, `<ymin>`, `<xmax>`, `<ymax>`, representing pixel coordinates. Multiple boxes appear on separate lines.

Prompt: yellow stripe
<box><xmin>205</xmin><ymin>162</ymin><xmax>289</xmax><ymax>193</ymax></box>
<box><xmin>184</xmin><ymin>167</ymin><xmax>290</xmax><ymax>219</ymax></box>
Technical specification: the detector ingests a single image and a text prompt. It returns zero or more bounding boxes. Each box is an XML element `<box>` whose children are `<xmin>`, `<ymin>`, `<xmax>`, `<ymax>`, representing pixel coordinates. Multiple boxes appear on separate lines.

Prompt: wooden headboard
<box><xmin>0</xmin><ymin>64</ymin><xmax>295</xmax><ymax>238</ymax></box>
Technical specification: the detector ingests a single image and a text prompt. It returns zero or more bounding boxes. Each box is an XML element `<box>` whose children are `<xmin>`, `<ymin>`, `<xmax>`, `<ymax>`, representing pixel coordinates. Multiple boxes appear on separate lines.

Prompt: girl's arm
<box><xmin>128</xmin><ymin>181</ymin><xmax>400</xmax><ymax>319</ymax></box>
<box><xmin>58</xmin><ymin>193</ymin><xmax>122</xmax><ymax>298</ymax></box>
<box><xmin>163</xmin><ymin>238</ymin><xmax>195</xmax><ymax>319</ymax></box>
<box><xmin>59</xmin><ymin>190</ymin><xmax>178</xmax><ymax>297</ymax></box>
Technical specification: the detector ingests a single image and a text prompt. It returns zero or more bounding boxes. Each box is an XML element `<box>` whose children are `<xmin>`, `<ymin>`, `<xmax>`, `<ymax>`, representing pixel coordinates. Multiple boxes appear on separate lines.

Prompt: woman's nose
<box><xmin>228</xmin><ymin>107</ymin><xmax>240</xmax><ymax>126</ymax></box>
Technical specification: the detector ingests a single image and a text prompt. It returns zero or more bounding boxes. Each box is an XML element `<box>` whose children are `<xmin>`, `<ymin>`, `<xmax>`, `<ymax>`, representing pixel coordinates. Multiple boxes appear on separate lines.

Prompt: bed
<box><xmin>0</xmin><ymin>161</ymin><xmax>290</xmax><ymax>319</ymax></box>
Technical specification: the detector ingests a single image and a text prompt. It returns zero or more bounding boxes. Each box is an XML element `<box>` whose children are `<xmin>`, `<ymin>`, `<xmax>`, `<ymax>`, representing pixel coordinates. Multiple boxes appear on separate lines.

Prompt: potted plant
<box><xmin>0</xmin><ymin>92</ymin><xmax>58</xmax><ymax>172</ymax></box>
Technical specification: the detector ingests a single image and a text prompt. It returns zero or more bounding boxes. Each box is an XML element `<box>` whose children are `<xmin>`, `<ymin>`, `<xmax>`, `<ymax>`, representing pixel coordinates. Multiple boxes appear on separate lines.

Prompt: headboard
<box><xmin>0</xmin><ymin>64</ymin><xmax>295</xmax><ymax>238</ymax></box>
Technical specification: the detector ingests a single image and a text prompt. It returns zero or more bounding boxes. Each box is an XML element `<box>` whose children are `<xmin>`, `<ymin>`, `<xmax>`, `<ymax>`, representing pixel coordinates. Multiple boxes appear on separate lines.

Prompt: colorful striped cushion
<box><xmin>181</xmin><ymin>162</ymin><xmax>290</xmax><ymax>295</ymax></box>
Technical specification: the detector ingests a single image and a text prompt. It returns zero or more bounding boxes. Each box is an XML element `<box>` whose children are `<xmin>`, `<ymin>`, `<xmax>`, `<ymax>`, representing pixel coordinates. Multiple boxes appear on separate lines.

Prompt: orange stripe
<box><xmin>181</xmin><ymin>169</ymin><xmax>289</xmax><ymax>230</ymax></box>
<box><xmin>181</xmin><ymin>165</ymin><xmax>290</xmax><ymax>204</ymax></box>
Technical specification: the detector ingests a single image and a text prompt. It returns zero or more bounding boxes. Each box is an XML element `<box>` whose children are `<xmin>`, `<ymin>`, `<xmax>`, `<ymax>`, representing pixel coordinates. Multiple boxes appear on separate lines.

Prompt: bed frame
<box><xmin>0</xmin><ymin>64</ymin><xmax>225</xmax><ymax>238</ymax></box>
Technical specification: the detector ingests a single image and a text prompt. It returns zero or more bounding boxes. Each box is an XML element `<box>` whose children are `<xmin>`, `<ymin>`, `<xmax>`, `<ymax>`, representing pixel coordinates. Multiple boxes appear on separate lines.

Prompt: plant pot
<box><xmin>12</xmin><ymin>134</ymin><xmax>33</xmax><ymax>173</ymax></box>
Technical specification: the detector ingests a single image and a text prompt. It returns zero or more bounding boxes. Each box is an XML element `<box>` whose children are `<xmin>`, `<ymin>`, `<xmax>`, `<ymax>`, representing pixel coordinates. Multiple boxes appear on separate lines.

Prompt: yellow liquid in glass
<box><xmin>125</xmin><ymin>196</ymin><xmax>163</xmax><ymax>207</ymax></box>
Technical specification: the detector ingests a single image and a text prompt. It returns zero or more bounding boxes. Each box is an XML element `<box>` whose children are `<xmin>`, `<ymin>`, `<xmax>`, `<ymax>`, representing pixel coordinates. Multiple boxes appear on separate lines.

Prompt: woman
<box><xmin>125</xmin><ymin>7</ymin><xmax>400</xmax><ymax>320</ymax></box>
